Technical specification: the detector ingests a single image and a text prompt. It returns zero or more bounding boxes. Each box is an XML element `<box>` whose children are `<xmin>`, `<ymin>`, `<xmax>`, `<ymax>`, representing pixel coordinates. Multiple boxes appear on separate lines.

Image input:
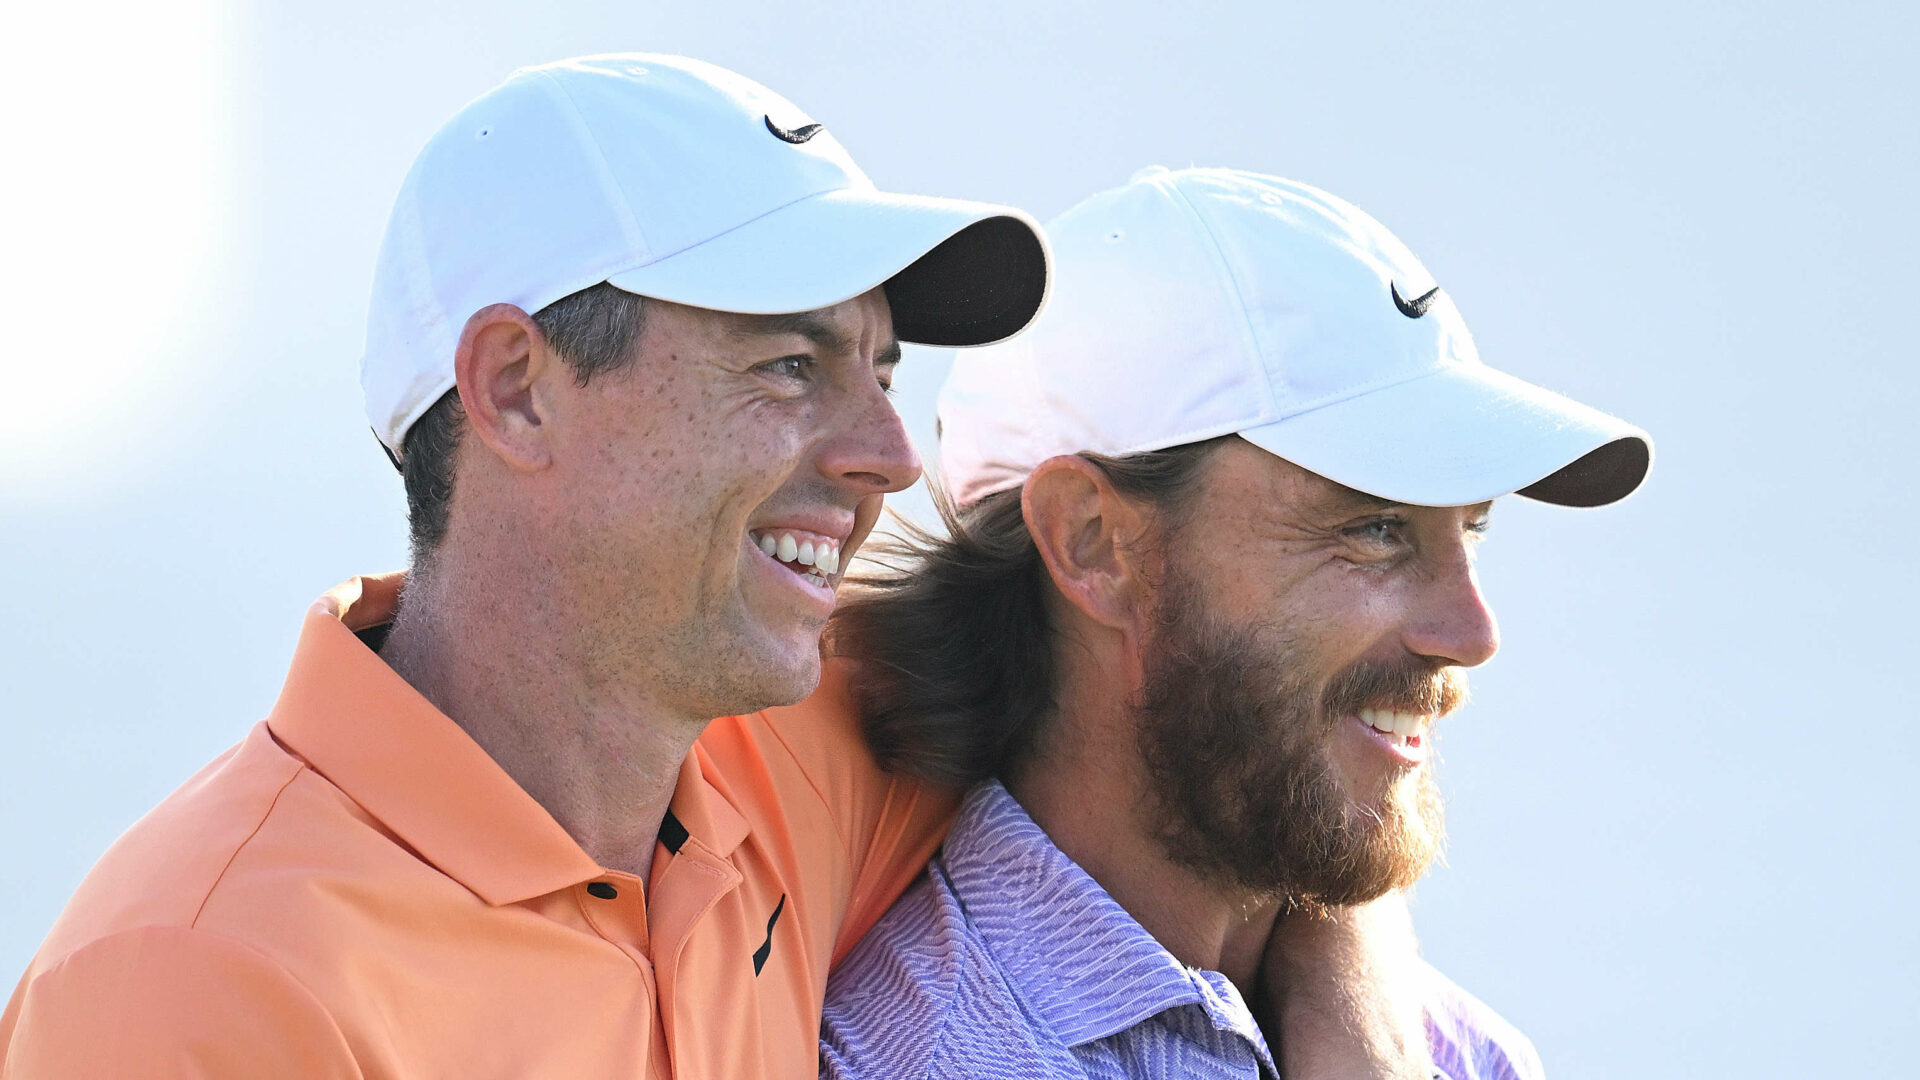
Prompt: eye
<box><xmin>1344</xmin><ymin>515</ymin><xmax>1408</xmax><ymax>549</ymax></box>
<box><xmin>757</xmin><ymin>354</ymin><xmax>814</xmax><ymax>382</ymax></box>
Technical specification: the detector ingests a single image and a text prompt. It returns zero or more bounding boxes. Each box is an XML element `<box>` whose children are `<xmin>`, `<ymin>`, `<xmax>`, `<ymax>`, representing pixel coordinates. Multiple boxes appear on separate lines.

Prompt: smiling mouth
<box><xmin>750</xmin><ymin>529</ymin><xmax>842</xmax><ymax>590</ymax></box>
<box><xmin>1357</xmin><ymin>706</ymin><xmax>1431</xmax><ymax>751</ymax></box>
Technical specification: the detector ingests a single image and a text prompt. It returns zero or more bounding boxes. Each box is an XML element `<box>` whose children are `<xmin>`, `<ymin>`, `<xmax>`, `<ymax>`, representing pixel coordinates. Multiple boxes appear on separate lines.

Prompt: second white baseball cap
<box><xmin>939</xmin><ymin>167</ymin><xmax>1650</xmax><ymax>508</ymax></box>
<box><xmin>364</xmin><ymin>54</ymin><xmax>1050</xmax><ymax>459</ymax></box>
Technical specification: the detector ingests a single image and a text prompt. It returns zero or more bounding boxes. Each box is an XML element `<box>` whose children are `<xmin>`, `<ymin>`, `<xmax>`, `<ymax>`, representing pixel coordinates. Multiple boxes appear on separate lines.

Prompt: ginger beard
<box><xmin>1132</xmin><ymin>570</ymin><xmax>1461</xmax><ymax>909</ymax></box>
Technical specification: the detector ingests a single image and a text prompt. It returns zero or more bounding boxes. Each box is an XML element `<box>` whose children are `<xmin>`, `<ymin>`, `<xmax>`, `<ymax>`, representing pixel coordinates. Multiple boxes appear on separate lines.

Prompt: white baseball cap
<box><xmin>939</xmin><ymin>167</ymin><xmax>1650</xmax><ymax>508</ymax></box>
<box><xmin>363</xmin><ymin>54</ymin><xmax>1050</xmax><ymax>459</ymax></box>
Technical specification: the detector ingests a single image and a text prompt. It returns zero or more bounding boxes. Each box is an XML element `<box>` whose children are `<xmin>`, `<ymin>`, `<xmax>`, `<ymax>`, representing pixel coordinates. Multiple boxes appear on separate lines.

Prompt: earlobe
<box><xmin>453</xmin><ymin>304</ymin><xmax>554</xmax><ymax>473</ymax></box>
<box><xmin>1022</xmin><ymin>457</ymin><xmax>1150</xmax><ymax>632</ymax></box>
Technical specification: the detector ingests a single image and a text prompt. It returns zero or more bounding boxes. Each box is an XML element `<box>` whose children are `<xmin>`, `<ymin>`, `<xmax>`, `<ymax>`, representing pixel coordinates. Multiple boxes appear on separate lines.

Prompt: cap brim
<box><xmin>604</xmin><ymin>187</ymin><xmax>1049</xmax><ymax>347</ymax></box>
<box><xmin>1235</xmin><ymin>363</ymin><xmax>1653</xmax><ymax>507</ymax></box>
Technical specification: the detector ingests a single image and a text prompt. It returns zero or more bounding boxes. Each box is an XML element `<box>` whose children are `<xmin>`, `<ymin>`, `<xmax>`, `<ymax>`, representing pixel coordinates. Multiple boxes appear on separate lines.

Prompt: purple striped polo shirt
<box><xmin>821</xmin><ymin>781</ymin><xmax>1544</xmax><ymax>1080</ymax></box>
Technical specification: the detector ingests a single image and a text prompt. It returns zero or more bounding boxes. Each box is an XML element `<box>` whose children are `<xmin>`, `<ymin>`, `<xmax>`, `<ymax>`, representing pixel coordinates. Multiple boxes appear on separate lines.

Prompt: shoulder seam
<box><xmin>188</xmin><ymin>757</ymin><xmax>309</xmax><ymax>929</ymax></box>
<box><xmin>749</xmin><ymin>709</ymin><xmax>859</xmax><ymax>868</ymax></box>
<box><xmin>25</xmin><ymin>924</ymin><xmax>360</xmax><ymax>1070</ymax></box>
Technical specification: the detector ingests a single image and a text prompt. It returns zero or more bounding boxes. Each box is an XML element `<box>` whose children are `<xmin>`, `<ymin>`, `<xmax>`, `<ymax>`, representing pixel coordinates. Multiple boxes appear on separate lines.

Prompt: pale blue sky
<box><xmin>3</xmin><ymin>2</ymin><xmax>1915</xmax><ymax>1076</ymax></box>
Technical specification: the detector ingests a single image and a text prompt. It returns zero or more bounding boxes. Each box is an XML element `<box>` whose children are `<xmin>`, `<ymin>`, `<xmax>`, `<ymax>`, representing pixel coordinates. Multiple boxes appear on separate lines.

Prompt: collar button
<box><xmin>586</xmin><ymin>881</ymin><xmax>618</xmax><ymax>900</ymax></box>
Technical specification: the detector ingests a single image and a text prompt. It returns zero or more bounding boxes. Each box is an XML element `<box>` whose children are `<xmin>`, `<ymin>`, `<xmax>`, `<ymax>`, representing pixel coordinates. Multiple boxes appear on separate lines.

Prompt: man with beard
<box><xmin>819</xmin><ymin>167</ymin><xmax>1651</xmax><ymax>1079</ymax></box>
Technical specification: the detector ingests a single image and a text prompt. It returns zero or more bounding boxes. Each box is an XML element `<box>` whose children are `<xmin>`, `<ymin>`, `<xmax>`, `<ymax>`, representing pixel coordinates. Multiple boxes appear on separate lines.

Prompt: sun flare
<box><xmin>0</xmin><ymin>1</ymin><xmax>229</xmax><ymax>490</ymax></box>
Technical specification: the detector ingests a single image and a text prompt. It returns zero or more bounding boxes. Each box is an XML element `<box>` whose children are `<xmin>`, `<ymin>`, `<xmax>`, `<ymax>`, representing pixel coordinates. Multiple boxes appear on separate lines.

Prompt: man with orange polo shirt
<box><xmin>0</xmin><ymin>55</ymin><xmax>1047</xmax><ymax>1078</ymax></box>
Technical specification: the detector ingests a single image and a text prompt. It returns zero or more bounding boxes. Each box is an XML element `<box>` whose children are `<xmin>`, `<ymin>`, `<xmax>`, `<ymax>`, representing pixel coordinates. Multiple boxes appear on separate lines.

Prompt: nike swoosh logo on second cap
<box><xmin>1392</xmin><ymin>282</ymin><xmax>1442</xmax><ymax>319</ymax></box>
<box><xmin>764</xmin><ymin>116</ymin><xmax>824</xmax><ymax>144</ymax></box>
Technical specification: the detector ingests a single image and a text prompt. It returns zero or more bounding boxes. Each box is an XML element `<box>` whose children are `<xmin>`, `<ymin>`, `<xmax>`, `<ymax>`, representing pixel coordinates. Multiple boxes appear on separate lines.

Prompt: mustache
<box><xmin>1321</xmin><ymin>658</ymin><xmax>1468</xmax><ymax>722</ymax></box>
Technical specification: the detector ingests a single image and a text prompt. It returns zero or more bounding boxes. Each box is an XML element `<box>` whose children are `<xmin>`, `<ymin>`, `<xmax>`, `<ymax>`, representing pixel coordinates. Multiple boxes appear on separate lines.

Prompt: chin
<box><xmin>725</xmin><ymin>643</ymin><xmax>824</xmax><ymax>714</ymax></box>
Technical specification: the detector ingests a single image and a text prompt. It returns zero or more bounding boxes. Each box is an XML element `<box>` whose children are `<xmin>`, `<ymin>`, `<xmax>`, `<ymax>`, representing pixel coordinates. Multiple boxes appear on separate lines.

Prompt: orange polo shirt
<box><xmin>0</xmin><ymin>574</ymin><xmax>956</xmax><ymax>1079</ymax></box>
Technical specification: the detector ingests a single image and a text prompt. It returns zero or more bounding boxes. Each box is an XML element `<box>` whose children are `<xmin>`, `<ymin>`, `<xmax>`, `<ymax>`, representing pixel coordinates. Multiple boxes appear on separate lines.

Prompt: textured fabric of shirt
<box><xmin>821</xmin><ymin>781</ymin><xmax>1544</xmax><ymax>1080</ymax></box>
<box><xmin>2</xmin><ymin>574</ymin><xmax>957</xmax><ymax>1080</ymax></box>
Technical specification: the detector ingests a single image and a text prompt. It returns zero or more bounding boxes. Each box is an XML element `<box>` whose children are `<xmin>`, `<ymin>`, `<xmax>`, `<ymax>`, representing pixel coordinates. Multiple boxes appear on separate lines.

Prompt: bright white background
<box><xmin>3</xmin><ymin>2</ymin><xmax>1914</xmax><ymax>1076</ymax></box>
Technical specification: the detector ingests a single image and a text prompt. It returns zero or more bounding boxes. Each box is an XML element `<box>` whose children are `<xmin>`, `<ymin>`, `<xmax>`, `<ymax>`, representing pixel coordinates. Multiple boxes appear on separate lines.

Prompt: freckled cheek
<box><xmin>1308</xmin><ymin>583</ymin><xmax>1409</xmax><ymax>666</ymax></box>
<box><xmin>575</xmin><ymin>378</ymin><xmax>813</xmax><ymax>543</ymax></box>
<box><xmin>673</xmin><ymin>435</ymin><xmax>816</xmax><ymax>573</ymax></box>
<box><xmin>720</xmin><ymin>405</ymin><xmax>814</xmax><ymax>492</ymax></box>
<box><xmin>1176</xmin><ymin>535</ymin><xmax>1310</xmax><ymax>624</ymax></box>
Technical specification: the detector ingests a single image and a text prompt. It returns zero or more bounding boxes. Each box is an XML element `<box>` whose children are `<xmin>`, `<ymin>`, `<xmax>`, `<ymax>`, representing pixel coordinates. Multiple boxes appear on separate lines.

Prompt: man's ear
<box><xmin>453</xmin><ymin>303</ymin><xmax>556</xmax><ymax>473</ymax></box>
<box><xmin>1022</xmin><ymin>456</ymin><xmax>1155</xmax><ymax>633</ymax></box>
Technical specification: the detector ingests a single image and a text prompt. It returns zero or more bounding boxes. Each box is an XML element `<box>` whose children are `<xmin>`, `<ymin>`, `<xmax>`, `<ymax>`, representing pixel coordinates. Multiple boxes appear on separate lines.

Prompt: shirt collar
<box><xmin>266</xmin><ymin>574</ymin><xmax>747</xmax><ymax>905</ymax></box>
<box><xmin>939</xmin><ymin>780</ymin><xmax>1270</xmax><ymax>1058</ymax></box>
<box><xmin>670</xmin><ymin>743</ymin><xmax>750</xmax><ymax>859</ymax></box>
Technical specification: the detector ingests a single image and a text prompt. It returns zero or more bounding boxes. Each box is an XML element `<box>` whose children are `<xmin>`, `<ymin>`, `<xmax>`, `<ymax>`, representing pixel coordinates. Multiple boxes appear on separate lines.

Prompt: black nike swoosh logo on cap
<box><xmin>1392</xmin><ymin>282</ymin><xmax>1442</xmax><ymax>319</ymax></box>
<box><xmin>764</xmin><ymin>116</ymin><xmax>824</xmax><ymax>144</ymax></box>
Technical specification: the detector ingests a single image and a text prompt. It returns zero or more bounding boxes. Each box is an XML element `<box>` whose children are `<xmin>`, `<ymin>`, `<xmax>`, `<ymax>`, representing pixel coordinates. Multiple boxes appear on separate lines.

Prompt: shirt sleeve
<box><xmin>1422</xmin><ymin>962</ymin><xmax>1546</xmax><ymax>1080</ymax></box>
<box><xmin>755</xmin><ymin>659</ymin><xmax>961</xmax><ymax>966</ymax></box>
<box><xmin>2</xmin><ymin>926</ymin><xmax>362</xmax><ymax>1079</ymax></box>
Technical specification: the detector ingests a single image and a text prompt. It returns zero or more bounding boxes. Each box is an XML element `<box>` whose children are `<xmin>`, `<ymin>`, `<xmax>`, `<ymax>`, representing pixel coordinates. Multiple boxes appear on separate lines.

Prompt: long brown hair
<box><xmin>828</xmin><ymin>438</ymin><xmax>1230</xmax><ymax>784</ymax></box>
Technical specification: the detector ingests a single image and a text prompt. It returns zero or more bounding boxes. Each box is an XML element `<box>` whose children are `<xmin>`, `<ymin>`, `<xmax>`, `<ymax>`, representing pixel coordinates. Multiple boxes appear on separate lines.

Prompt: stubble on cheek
<box><xmin>545</xmin><ymin>353</ymin><xmax>726</xmax><ymax>701</ymax></box>
<box><xmin>655</xmin><ymin>394</ymin><xmax>824</xmax><ymax>713</ymax></box>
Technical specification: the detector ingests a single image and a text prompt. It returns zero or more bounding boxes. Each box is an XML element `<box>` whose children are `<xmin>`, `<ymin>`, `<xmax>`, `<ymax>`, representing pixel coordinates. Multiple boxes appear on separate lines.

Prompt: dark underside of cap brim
<box><xmin>1517</xmin><ymin>437</ymin><xmax>1652</xmax><ymax>506</ymax></box>
<box><xmin>884</xmin><ymin>217</ymin><xmax>1048</xmax><ymax>347</ymax></box>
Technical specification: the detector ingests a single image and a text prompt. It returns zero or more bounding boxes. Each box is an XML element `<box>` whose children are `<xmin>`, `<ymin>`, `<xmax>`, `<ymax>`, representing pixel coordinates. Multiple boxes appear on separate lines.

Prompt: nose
<box><xmin>818</xmin><ymin>379</ymin><xmax>923</xmax><ymax>497</ymax></box>
<box><xmin>1402</xmin><ymin>550</ymin><xmax>1500</xmax><ymax>669</ymax></box>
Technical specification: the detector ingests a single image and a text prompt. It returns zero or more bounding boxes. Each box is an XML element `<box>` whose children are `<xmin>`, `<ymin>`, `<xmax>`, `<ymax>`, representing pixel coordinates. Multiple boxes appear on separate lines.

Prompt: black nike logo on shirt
<box><xmin>1392</xmin><ymin>282</ymin><xmax>1442</xmax><ymax>319</ymax></box>
<box><xmin>764</xmin><ymin>116</ymin><xmax>823</xmax><ymax>144</ymax></box>
<box><xmin>752</xmin><ymin>894</ymin><xmax>786</xmax><ymax>976</ymax></box>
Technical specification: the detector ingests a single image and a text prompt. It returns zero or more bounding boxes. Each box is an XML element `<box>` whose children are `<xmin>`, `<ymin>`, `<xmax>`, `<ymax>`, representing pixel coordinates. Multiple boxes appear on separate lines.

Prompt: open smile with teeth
<box><xmin>751</xmin><ymin>530</ymin><xmax>842</xmax><ymax>590</ymax></box>
<box><xmin>1358</xmin><ymin>706</ymin><xmax>1433</xmax><ymax>749</ymax></box>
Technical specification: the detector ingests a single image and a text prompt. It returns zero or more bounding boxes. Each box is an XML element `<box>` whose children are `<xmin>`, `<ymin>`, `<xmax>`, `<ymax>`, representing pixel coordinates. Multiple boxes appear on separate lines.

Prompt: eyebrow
<box><xmin>732</xmin><ymin>311</ymin><xmax>903</xmax><ymax>367</ymax></box>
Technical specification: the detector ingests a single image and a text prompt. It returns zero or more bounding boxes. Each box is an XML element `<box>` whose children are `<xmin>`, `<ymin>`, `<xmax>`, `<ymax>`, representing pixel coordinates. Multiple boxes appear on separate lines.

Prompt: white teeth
<box><xmin>755</xmin><ymin>531</ymin><xmax>841</xmax><ymax>578</ymax></box>
<box><xmin>1359</xmin><ymin>708</ymin><xmax>1431</xmax><ymax>740</ymax></box>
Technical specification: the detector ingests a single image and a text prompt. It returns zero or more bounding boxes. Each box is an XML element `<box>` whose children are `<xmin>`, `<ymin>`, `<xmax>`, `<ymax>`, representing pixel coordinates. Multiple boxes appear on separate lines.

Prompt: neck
<box><xmin>380</xmin><ymin>555</ymin><xmax>705</xmax><ymax>881</ymax></box>
<box><xmin>1004</xmin><ymin>630</ymin><xmax>1281</xmax><ymax>993</ymax></box>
